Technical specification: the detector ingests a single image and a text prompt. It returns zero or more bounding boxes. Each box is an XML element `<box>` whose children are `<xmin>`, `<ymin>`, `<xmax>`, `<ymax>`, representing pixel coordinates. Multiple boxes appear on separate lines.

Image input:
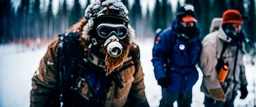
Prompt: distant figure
<box><xmin>199</xmin><ymin>9</ymin><xmax>248</xmax><ymax>107</ymax></box>
<box><xmin>152</xmin><ymin>4</ymin><xmax>201</xmax><ymax>107</ymax></box>
<box><xmin>30</xmin><ymin>0</ymin><xmax>149</xmax><ymax>106</ymax></box>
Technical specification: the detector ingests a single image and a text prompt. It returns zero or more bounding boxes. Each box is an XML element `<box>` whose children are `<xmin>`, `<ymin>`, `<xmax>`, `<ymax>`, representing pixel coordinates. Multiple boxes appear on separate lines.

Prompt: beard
<box><xmin>78</xmin><ymin>21</ymin><xmax>134</xmax><ymax>75</ymax></box>
<box><xmin>99</xmin><ymin>40</ymin><xmax>131</xmax><ymax>75</ymax></box>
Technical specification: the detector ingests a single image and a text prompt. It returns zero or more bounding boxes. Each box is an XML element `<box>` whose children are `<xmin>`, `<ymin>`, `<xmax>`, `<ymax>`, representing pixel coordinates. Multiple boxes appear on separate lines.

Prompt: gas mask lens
<box><xmin>96</xmin><ymin>23</ymin><xmax>128</xmax><ymax>39</ymax></box>
<box><xmin>225</xmin><ymin>28</ymin><xmax>237</xmax><ymax>37</ymax></box>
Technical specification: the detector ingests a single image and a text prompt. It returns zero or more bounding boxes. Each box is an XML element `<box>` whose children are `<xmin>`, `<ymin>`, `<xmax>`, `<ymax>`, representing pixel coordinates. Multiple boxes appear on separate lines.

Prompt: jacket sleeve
<box><xmin>151</xmin><ymin>32</ymin><xmax>170</xmax><ymax>80</ymax></box>
<box><xmin>30</xmin><ymin>39</ymin><xmax>59</xmax><ymax>107</ymax></box>
<box><xmin>198</xmin><ymin>39</ymin><xmax>222</xmax><ymax>90</ymax></box>
<box><xmin>126</xmin><ymin>44</ymin><xmax>149</xmax><ymax>107</ymax></box>
<box><xmin>239</xmin><ymin>64</ymin><xmax>248</xmax><ymax>87</ymax></box>
<box><xmin>128</xmin><ymin>59</ymin><xmax>149</xmax><ymax>107</ymax></box>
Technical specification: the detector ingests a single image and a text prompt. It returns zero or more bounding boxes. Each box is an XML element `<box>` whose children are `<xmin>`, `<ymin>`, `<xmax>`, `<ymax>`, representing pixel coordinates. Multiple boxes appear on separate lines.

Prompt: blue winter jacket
<box><xmin>152</xmin><ymin>18</ymin><xmax>202</xmax><ymax>93</ymax></box>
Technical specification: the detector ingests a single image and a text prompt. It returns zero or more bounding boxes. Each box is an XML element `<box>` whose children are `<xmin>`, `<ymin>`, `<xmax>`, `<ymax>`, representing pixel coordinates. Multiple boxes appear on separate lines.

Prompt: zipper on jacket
<box><xmin>179</xmin><ymin>73</ymin><xmax>185</xmax><ymax>92</ymax></box>
<box><xmin>181</xmin><ymin>50</ymin><xmax>184</xmax><ymax>56</ymax></box>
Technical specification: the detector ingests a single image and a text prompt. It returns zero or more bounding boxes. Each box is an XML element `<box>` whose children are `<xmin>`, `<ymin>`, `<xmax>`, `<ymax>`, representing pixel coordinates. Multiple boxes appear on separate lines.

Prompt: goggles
<box><xmin>96</xmin><ymin>23</ymin><xmax>128</xmax><ymax>39</ymax></box>
<box><xmin>182</xmin><ymin>21</ymin><xmax>194</xmax><ymax>27</ymax></box>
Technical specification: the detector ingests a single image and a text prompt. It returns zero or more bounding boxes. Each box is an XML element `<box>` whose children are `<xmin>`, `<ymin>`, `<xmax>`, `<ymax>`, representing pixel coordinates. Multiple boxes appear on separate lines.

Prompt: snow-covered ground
<box><xmin>0</xmin><ymin>39</ymin><xmax>255</xmax><ymax>107</ymax></box>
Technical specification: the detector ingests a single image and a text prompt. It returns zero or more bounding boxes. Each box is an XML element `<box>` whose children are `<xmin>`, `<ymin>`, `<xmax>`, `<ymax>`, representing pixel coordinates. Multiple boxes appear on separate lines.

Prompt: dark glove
<box><xmin>240</xmin><ymin>85</ymin><xmax>248</xmax><ymax>99</ymax></box>
<box><xmin>157</xmin><ymin>77</ymin><xmax>169</xmax><ymax>88</ymax></box>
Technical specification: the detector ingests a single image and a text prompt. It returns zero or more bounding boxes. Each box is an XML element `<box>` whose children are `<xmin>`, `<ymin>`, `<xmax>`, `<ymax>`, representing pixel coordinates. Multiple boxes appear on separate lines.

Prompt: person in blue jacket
<box><xmin>152</xmin><ymin>4</ymin><xmax>202</xmax><ymax>107</ymax></box>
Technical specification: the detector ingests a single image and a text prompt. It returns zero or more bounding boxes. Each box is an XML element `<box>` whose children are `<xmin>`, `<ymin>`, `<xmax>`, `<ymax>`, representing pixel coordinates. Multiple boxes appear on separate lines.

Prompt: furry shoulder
<box><xmin>129</xmin><ymin>42</ymin><xmax>140</xmax><ymax>60</ymax></box>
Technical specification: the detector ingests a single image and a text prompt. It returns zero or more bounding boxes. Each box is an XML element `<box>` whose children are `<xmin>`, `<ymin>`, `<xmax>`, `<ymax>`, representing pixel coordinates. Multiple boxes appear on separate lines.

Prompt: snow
<box><xmin>0</xmin><ymin>39</ymin><xmax>255</xmax><ymax>107</ymax></box>
<box><xmin>0</xmin><ymin>44</ymin><xmax>47</xmax><ymax>107</ymax></box>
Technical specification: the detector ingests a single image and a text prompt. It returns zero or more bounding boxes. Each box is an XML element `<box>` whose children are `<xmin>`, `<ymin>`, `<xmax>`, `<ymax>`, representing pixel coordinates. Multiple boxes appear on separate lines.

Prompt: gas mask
<box><xmin>96</xmin><ymin>23</ymin><xmax>128</xmax><ymax>57</ymax></box>
<box><xmin>178</xmin><ymin>23</ymin><xmax>197</xmax><ymax>39</ymax></box>
<box><xmin>223</xmin><ymin>24</ymin><xmax>243</xmax><ymax>41</ymax></box>
<box><xmin>88</xmin><ymin>23</ymin><xmax>130</xmax><ymax>75</ymax></box>
<box><xmin>223</xmin><ymin>25</ymin><xmax>244</xmax><ymax>47</ymax></box>
<box><xmin>182</xmin><ymin>26</ymin><xmax>195</xmax><ymax>37</ymax></box>
<box><xmin>83</xmin><ymin>0</ymin><xmax>131</xmax><ymax>75</ymax></box>
<box><xmin>224</xmin><ymin>28</ymin><xmax>240</xmax><ymax>40</ymax></box>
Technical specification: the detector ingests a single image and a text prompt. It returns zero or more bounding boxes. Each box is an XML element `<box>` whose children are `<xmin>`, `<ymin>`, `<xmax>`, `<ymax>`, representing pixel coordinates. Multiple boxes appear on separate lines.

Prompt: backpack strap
<box><xmin>220</xmin><ymin>41</ymin><xmax>228</xmax><ymax>60</ymax></box>
<box><xmin>216</xmin><ymin>41</ymin><xmax>228</xmax><ymax>73</ymax></box>
<box><xmin>57</xmin><ymin>31</ymin><xmax>85</xmax><ymax>106</ymax></box>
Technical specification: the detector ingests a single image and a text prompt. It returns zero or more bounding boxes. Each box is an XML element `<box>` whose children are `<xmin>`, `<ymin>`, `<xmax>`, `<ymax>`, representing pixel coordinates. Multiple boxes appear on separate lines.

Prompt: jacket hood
<box><xmin>209</xmin><ymin>18</ymin><xmax>222</xmax><ymax>33</ymax></box>
<box><xmin>171</xmin><ymin>18</ymin><xmax>179</xmax><ymax>31</ymax></box>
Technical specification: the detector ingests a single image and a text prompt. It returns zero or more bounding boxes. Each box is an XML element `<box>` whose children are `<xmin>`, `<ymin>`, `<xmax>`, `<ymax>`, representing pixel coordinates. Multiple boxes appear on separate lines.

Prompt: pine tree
<box><xmin>130</xmin><ymin>0</ymin><xmax>143</xmax><ymax>37</ymax></box>
<box><xmin>176</xmin><ymin>0</ymin><xmax>181</xmax><ymax>12</ymax></box>
<box><xmin>185</xmin><ymin>0</ymin><xmax>194</xmax><ymax>5</ymax></box>
<box><xmin>31</xmin><ymin>0</ymin><xmax>41</xmax><ymax>39</ymax></box>
<box><xmin>0</xmin><ymin>0</ymin><xmax>13</xmax><ymax>43</ymax></box>
<box><xmin>174</xmin><ymin>0</ymin><xmax>181</xmax><ymax>23</ymax></box>
<box><xmin>161</xmin><ymin>0</ymin><xmax>168</xmax><ymax>29</ymax></box>
<box><xmin>58</xmin><ymin>0</ymin><xmax>69</xmax><ymax>33</ymax></box>
<box><xmin>9</xmin><ymin>3</ymin><xmax>15</xmax><ymax>42</ymax></box>
<box><xmin>200</xmin><ymin>0</ymin><xmax>211</xmax><ymax>37</ymax></box>
<box><xmin>17</xmin><ymin>0</ymin><xmax>30</xmax><ymax>43</ymax></box>
<box><xmin>47</xmin><ymin>0</ymin><xmax>54</xmax><ymax>40</ymax></box>
<box><xmin>193</xmin><ymin>0</ymin><xmax>201</xmax><ymax>21</ymax></box>
<box><xmin>212</xmin><ymin>0</ymin><xmax>228</xmax><ymax>17</ymax></box>
<box><xmin>152</xmin><ymin>0</ymin><xmax>161</xmax><ymax>31</ymax></box>
<box><xmin>229</xmin><ymin>0</ymin><xmax>237</xmax><ymax>9</ymax></box>
<box><xmin>69</xmin><ymin>0</ymin><xmax>82</xmax><ymax>27</ymax></box>
<box><xmin>229</xmin><ymin>0</ymin><xmax>245</xmax><ymax>15</ymax></box>
<box><xmin>247</xmin><ymin>0</ymin><xmax>255</xmax><ymax>42</ymax></box>
<box><xmin>144</xmin><ymin>4</ymin><xmax>152</xmax><ymax>37</ymax></box>
<box><xmin>166</xmin><ymin>1</ymin><xmax>173</xmax><ymax>27</ymax></box>
<box><xmin>54</xmin><ymin>0</ymin><xmax>62</xmax><ymax>34</ymax></box>
<box><xmin>145</xmin><ymin>4</ymin><xmax>151</xmax><ymax>22</ymax></box>
<box><xmin>237</xmin><ymin>0</ymin><xmax>245</xmax><ymax>15</ymax></box>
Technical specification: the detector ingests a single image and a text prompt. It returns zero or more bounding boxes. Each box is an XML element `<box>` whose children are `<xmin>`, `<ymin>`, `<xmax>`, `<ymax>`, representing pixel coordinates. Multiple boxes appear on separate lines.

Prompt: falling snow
<box><xmin>0</xmin><ymin>39</ymin><xmax>255</xmax><ymax>107</ymax></box>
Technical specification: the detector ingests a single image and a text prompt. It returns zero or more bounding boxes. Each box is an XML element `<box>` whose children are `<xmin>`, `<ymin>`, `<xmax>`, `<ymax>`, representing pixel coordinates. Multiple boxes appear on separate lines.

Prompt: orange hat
<box><xmin>182</xmin><ymin>15</ymin><xmax>197</xmax><ymax>22</ymax></box>
<box><xmin>222</xmin><ymin>9</ymin><xmax>243</xmax><ymax>24</ymax></box>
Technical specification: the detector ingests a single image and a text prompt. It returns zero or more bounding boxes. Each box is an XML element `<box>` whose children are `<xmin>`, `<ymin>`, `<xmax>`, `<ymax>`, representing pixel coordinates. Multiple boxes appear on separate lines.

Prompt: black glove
<box><xmin>157</xmin><ymin>77</ymin><xmax>169</xmax><ymax>88</ymax></box>
<box><xmin>240</xmin><ymin>85</ymin><xmax>248</xmax><ymax>99</ymax></box>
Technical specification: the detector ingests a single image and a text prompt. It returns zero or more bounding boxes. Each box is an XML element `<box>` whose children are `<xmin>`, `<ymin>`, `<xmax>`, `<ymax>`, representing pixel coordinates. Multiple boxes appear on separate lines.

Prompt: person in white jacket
<box><xmin>199</xmin><ymin>9</ymin><xmax>248</xmax><ymax>107</ymax></box>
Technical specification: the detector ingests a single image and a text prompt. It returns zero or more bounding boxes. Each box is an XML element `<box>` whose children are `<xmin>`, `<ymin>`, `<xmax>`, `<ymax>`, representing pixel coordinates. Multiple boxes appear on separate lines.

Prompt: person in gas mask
<box><xmin>199</xmin><ymin>9</ymin><xmax>248</xmax><ymax>107</ymax></box>
<box><xmin>152</xmin><ymin>4</ymin><xmax>201</xmax><ymax>107</ymax></box>
<box><xmin>30</xmin><ymin>0</ymin><xmax>149</xmax><ymax>107</ymax></box>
